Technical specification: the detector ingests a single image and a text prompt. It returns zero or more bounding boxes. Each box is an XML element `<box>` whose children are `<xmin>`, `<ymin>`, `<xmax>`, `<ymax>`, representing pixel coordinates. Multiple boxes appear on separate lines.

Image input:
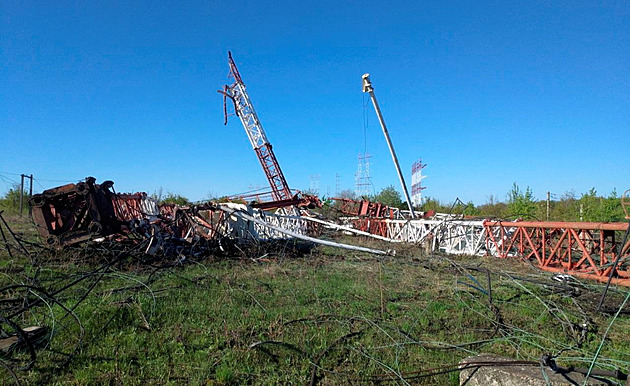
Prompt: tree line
<box><xmin>368</xmin><ymin>183</ymin><xmax>627</xmax><ymax>223</ymax></box>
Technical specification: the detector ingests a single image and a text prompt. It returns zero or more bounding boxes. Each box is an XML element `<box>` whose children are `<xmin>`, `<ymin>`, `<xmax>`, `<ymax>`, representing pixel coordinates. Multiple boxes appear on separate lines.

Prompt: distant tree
<box><xmin>601</xmin><ymin>189</ymin><xmax>625</xmax><ymax>222</ymax></box>
<box><xmin>337</xmin><ymin>189</ymin><xmax>357</xmax><ymax>200</ymax></box>
<box><xmin>160</xmin><ymin>192</ymin><xmax>191</xmax><ymax>206</ymax></box>
<box><xmin>421</xmin><ymin>197</ymin><xmax>445</xmax><ymax>213</ymax></box>
<box><xmin>477</xmin><ymin>195</ymin><xmax>508</xmax><ymax>218</ymax></box>
<box><xmin>577</xmin><ymin>188</ymin><xmax>625</xmax><ymax>222</ymax></box>
<box><xmin>506</xmin><ymin>183</ymin><xmax>536</xmax><ymax>220</ymax></box>
<box><xmin>0</xmin><ymin>184</ymin><xmax>29</xmax><ymax>213</ymax></box>
<box><xmin>422</xmin><ymin>198</ymin><xmax>479</xmax><ymax>216</ymax></box>
<box><xmin>549</xmin><ymin>190</ymin><xmax>578</xmax><ymax>221</ymax></box>
<box><xmin>579</xmin><ymin>188</ymin><xmax>599</xmax><ymax>221</ymax></box>
<box><xmin>462</xmin><ymin>200</ymin><xmax>480</xmax><ymax>217</ymax></box>
<box><xmin>372</xmin><ymin>185</ymin><xmax>404</xmax><ymax>209</ymax></box>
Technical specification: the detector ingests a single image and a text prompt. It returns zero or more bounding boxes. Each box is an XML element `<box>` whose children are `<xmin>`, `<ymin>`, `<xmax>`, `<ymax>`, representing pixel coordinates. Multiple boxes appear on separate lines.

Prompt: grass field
<box><xmin>1</xmin><ymin>214</ymin><xmax>629</xmax><ymax>385</ymax></box>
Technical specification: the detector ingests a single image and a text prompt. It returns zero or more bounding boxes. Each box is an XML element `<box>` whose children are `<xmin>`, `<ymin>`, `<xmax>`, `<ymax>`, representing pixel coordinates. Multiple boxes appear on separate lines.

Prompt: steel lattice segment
<box><xmin>225</xmin><ymin>53</ymin><xmax>292</xmax><ymax>202</ymax></box>
<box><xmin>348</xmin><ymin>216</ymin><xmax>630</xmax><ymax>286</ymax></box>
<box><xmin>484</xmin><ymin>221</ymin><xmax>630</xmax><ymax>286</ymax></box>
<box><xmin>229</xmin><ymin>80</ymin><xmax>270</xmax><ymax>150</ymax></box>
<box><xmin>254</xmin><ymin>144</ymin><xmax>292</xmax><ymax>202</ymax></box>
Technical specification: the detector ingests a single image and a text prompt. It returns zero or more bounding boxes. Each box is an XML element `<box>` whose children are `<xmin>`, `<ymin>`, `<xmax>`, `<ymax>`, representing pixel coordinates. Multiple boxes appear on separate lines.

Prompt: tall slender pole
<box><xmin>546</xmin><ymin>191</ymin><xmax>550</xmax><ymax>221</ymax></box>
<box><xmin>19</xmin><ymin>174</ymin><xmax>25</xmax><ymax>216</ymax></box>
<box><xmin>362</xmin><ymin>74</ymin><xmax>415</xmax><ymax>218</ymax></box>
<box><xmin>28</xmin><ymin>174</ymin><xmax>33</xmax><ymax>217</ymax></box>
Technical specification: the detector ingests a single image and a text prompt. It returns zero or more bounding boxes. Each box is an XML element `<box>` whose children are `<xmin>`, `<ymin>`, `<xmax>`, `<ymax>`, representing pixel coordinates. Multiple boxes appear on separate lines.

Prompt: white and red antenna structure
<box><xmin>219</xmin><ymin>52</ymin><xmax>293</xmax><ymax>202</ymax></box>
<box><xmin>411</xmin><ymin>159</ymin><xmax>427</xmax><ymax>207</ymax></box>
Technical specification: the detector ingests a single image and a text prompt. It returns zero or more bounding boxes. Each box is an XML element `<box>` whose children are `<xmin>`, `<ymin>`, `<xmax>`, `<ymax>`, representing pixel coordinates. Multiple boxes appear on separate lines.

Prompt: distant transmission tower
<box><xmin>335</xmin><ymin>173</ymin><xmax>341</xmax><ymax>196</ymax></box>
<box><xmin>355</xmin><ymin>153</ymin><xmax>373</xmax><ymax>198</ymax></box>
<box><xmin>309</xmin><ymin>174</ymin><xmax>321</xmax><ymax>196</ymax></box>
<box><xmin>411</xmin><ymin>158</ymin><xmax>427</xmax><ymax>207</ymax></box>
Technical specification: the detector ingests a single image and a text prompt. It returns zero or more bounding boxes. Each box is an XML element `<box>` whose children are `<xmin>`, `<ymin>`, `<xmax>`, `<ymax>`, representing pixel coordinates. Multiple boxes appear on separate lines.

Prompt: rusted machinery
<box><xmin>29</xmin><ymin>177</ymin><xmax>121</xmax><ymax>247</ymax></box>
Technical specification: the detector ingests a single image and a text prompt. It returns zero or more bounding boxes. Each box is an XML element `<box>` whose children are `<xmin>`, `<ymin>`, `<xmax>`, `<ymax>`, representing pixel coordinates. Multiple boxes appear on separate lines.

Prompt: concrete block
<box><xmin>460</xmin><ymin>354</ymin><xmax>612</xmax><ymax>386</ymax></box>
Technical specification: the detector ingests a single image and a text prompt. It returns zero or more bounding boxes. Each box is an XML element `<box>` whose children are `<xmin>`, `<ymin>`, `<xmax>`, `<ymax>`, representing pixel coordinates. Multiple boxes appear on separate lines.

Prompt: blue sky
<box><xmin>1</xmin><ymin>1</ymin><xmax>628</xmax><ymax>205</ymax></box>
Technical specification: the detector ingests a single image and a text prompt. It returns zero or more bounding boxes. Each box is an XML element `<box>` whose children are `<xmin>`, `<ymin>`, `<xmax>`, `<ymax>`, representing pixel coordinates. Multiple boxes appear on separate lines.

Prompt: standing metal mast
<box><xmin>362</xmin><ymin>73</ymin><xmax>416</xmax><ymax>218</ymax></box>
<box><xmin>220</xmin><ymin>51</ymin><xmax>292</xmax><ymax>202</ymax></box>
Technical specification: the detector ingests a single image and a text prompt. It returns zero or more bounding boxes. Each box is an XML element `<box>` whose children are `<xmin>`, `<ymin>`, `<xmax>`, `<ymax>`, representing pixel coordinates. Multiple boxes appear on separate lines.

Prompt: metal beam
<box><xmin>362</xmin><ymin>74</ymin><xmax>415</xmax><ymax>218</ymax></box>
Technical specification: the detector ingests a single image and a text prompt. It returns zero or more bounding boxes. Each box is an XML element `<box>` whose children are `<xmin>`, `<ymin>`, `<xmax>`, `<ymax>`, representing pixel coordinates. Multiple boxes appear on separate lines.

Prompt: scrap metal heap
<box><xmin>26</xmin><ymin>178</ymin><xmax>630</xmax><ymax>287</ymax></box>
<box><xmin>29</xmin><ymin>177</ymin><xmax>121</xmax><ymax>247</ymax></box>
<box><xmin>22</xmin><ymin>55</ymin><xmax>630</xmax><ymax>289</ymax></box>
<box><xmin>27</xmin><ymin>177</ymin><xmax>327</xmax><ymax>257</ymax></box>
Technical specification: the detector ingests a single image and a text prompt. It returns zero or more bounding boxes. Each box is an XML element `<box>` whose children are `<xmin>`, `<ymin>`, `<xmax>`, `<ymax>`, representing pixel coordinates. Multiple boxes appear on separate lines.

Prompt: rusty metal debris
<box><xmin>26</xmin><ymin>178</ymin><xmax>371</xmax><ymax>259</ymax></box>
<box><xmin>29</xmin><ymin>177</ymin><xmax>120</xmax><ymax>248</ymax></box>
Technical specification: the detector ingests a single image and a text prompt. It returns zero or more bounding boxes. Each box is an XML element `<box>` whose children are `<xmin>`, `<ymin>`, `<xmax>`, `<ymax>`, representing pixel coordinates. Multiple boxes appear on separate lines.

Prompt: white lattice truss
<box><xmin>218</xmin><ymin>204</ymin><xmax>309</xmax><ymax>241</ymax></box>
<box><xmin>381</xmin><ymin>219</ymin><xmax>488</xmax><ymax>255</ymax></box>
<box><xmin>214</xmin><ymin>204</ymin><xmax>519</xmax><ymax>258</ymax></box>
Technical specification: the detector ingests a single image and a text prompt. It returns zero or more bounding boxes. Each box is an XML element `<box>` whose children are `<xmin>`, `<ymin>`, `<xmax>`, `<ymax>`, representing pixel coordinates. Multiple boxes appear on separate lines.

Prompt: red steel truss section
<box><xmin>253</xmin><ymin>143</ymin><xmax>292</xmax><ymax>202</ymax></box>
<box><xmin>353</xmin><ymin>218</ymin><xmax>390</xmax><ymax>238</ymax></box>
<box><xmin>332</xmin><ymin>198</ymin><xmax>395</xmax><ymax>218</ymax></box>
<box><xmin>484</xmin><ymin>221</ymin><xmax>630</xmax><ymax>286</ymax></box>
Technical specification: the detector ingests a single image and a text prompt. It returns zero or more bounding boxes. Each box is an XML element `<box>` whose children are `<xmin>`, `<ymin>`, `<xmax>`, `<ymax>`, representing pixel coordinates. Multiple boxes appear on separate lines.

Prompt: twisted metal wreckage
<box><xmin>24</xmin><ymin>49</ymin><xmax>630</xmax><ymax>287</ymax></box>
<box><xmin>25</xmin><ymin>176</ymin><xmax>630</xmax><ymax>288</ymax></box>
<box><xmin>2</xmin><ymin>52</ymin><xmax>630</xmax><ymax>384</ymax></box>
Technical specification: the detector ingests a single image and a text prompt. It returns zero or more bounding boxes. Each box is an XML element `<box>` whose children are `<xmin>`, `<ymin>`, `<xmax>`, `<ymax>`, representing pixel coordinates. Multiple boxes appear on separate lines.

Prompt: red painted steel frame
<box><xmin>332</xmin><ymin>198</ymin><xmax>395</xmax><ymax>218</ymax></box>
<box><xmin>484</xmin><ymin>221</ymin><xmax>630</xmax><ymax>286</ymax></box>
<box><xmin>113</xmin><ymin>193</ymin><xmax>146</xmax><ymax>221</ymax></box>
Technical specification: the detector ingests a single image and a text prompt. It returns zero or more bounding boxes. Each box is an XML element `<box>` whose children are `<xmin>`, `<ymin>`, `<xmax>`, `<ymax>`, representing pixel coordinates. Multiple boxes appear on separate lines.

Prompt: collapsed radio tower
<box><xmin>219</xmin><ymin>52</ymin><xmax>292</xmax><ymax>202</ymax></box>
<box><xmin>219</xmin><ymin>52</ymin><xmax>321</xmax><ymax>210</ymax></box>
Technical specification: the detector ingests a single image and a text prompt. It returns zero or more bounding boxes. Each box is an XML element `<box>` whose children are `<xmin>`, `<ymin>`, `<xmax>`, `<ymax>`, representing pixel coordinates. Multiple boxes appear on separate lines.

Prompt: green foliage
<box><xmin>423</xmin><ymin>198</ymin><xmax>482</xmax><ymax>217</ymax></box>
<box><xmin>159</xmin><ymin>192</ymin><xmax>191</xmax><ymax>206</ymax></box>
<box><xmin>477</xmin><ymin>195</ymin><xmax>508</xmax><ymax>218</ymax></box>
<box><xmin>0</xmin><ymin>184</ymin><xmax>29</xmax><ymax>214</ymax></box>
<box><xmin>506</xmin><ymin>183</ymin><xmax>537</xmax><ymax>220</ymax></box>
<box><xmin>421</xmin><ymin>197</ymin><xmax>448</xmax><ymax>213</ymax></box>
<box><xmin>371</xmin><ymin>185</ymin><xmax>404</xmax><ymax>209</ymax></box>
<box><xmin>578</xmin><ymin>188</ymin><xmax>625</xmax><ymax>222</ymax></box>
<box><xmin>549</xmin><ymin>190</ymin><xmax>578</xmax><ymax>221</ymax></box>
<box><xmin>462</xmin><ymin>200</ymin><xmax>480</xmax><ymax>217</ymax></box>
<box><xmin>421</xmin><ymin>185</ymin><xmax>624</xmax><ymax>222</ymax></box>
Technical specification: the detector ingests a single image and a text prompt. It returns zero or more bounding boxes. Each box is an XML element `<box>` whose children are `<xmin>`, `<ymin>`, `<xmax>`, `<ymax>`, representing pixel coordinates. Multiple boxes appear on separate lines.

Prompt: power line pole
<box><xmin>19</xmin><ymin>174</ymin><xmax>24</xmax><ymax>216</ymax></box>
<box><xmin>18</xmin><ymin>174</ymin><xmax>33</xmax><ymax>217</ymax></box>
<box><xmin>28</xmin><ymin>174</ymin><xmax>33</xmax><ymax>217</ymax></box>
<box><xmin>546</xmin><ymin>191</ymin><xmax>550</xmax><ymax>221</ymax></box>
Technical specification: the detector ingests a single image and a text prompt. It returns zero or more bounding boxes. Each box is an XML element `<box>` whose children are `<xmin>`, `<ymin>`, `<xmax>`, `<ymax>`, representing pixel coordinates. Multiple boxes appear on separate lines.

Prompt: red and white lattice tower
<box><xmin>221</xmin><ymin>52</ymin><xmax>292</xmax><ymax>202</ymax></box>
<box><xmin>411</xmin><ymin>159</ymin><xmax>427</xmax><ymax>207</ymax></box>
<box><xmin>355</xmin><ymin>152</ymin><xmax>373</xmax><ymax>198</ymax></box>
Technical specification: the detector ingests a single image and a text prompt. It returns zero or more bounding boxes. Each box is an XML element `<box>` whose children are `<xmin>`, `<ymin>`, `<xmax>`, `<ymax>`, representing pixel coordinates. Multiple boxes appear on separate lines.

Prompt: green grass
<box><xmin>1</xmin><ymin>217</ymin><xmax>629</xmax><ymax>385</ymax></box>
